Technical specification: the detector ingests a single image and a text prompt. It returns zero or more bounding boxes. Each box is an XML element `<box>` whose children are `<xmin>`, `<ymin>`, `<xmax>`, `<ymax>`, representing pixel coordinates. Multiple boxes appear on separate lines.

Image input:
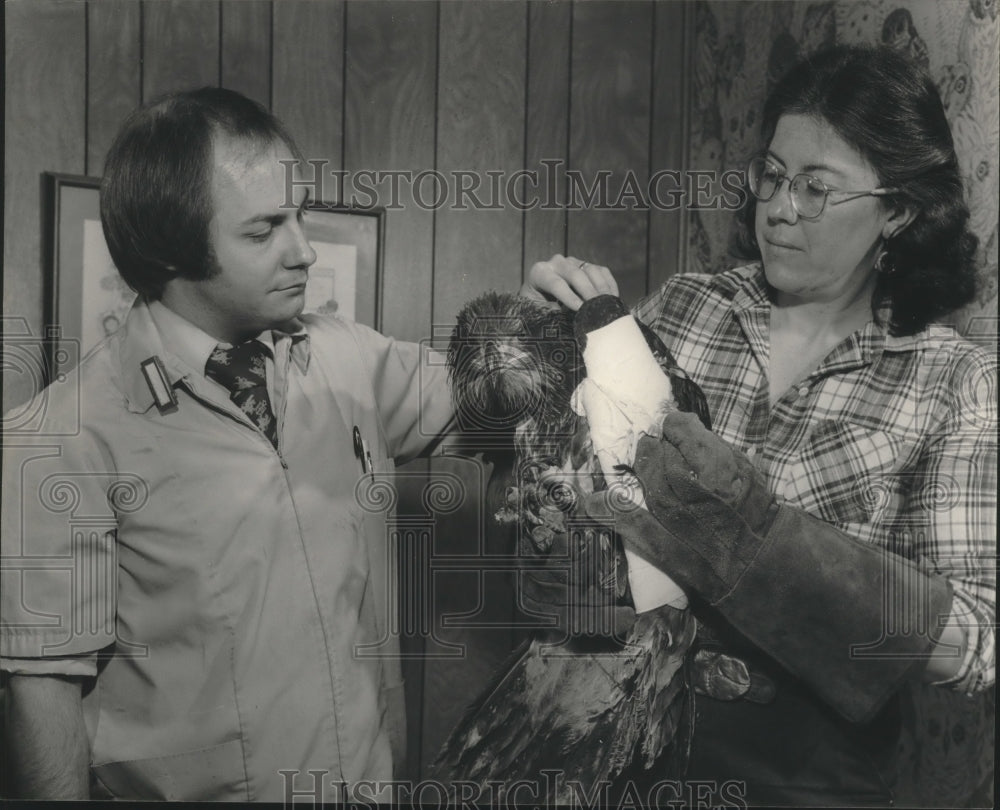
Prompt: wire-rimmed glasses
<box><xmin>747</xmin><ymin>156</ymin><xmax>898</xmax><ymax>220</ymax></box>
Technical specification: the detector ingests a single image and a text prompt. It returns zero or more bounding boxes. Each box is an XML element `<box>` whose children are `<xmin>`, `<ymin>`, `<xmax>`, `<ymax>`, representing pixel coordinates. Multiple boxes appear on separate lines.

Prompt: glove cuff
<box><xmin>714</xmin><ymin>503</ymin><xmax>954</xmax><ymax>722</ymax></box>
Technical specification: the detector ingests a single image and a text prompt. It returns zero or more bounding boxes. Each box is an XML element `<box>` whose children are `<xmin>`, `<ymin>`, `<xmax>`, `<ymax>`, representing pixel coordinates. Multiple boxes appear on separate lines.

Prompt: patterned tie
<box><xmin>205</xmin><ymin>341</ymin><xmax>279</xmax><ymax>450</ymax></box>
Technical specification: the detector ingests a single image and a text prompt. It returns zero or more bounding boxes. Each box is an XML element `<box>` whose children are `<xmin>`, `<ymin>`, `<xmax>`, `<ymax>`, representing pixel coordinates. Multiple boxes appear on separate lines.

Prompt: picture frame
<box><xmin>42</xmin><ymin>172</ymin><xmax>385</xmax><ymax>381</ymax></box>
<box><xmin>43</xmin><ymin>172</ymin><xmax>126</xmax><ymax>382</ymax></box>
<box><xmin>300</xmin><ymin>202</ymin><xmax>385</xmax><ymax>331</ymax></box>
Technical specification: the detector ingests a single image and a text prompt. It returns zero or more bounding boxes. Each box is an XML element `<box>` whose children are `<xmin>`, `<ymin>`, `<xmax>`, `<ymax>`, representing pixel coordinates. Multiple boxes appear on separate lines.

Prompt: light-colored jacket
<box><xmin>1</xmin><ymin>298</ymin><xmax>454</xmax><ymax>800</ymax></box>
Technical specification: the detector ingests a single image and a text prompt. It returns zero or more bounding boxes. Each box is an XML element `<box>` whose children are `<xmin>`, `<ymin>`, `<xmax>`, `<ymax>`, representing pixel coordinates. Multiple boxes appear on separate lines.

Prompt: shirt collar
<box><xmin>819</xmin><ymin>319</ymin><xmax>928</xmax><ymax>376</ymax></box>
<box><xmin>147</xmin><ymin>299</ymin><xmax>222</xmax><ymax>376</ymax></box>
<box><xmin>729</xmin><ymin>264</ymin><xmax>773</xmax><ymax>374</ymax></box>
<box><xmin>730</xmin><ymin>263</ymin><xmax>773</xmax><ymax>317</ymax></box>
<box><xmin>117</xmin><ymin>299</ymin><xmax>311</xmax><ymax>413</ymax></box>
<box><xmin>729</xmin><ymin>262</ymin><xmax>922</xmax><ymax>375</ymax></box>
<box><xmin>279</xmin><ymin>318</ymin><xmax>311</xmax><ymax>373</ymax></box>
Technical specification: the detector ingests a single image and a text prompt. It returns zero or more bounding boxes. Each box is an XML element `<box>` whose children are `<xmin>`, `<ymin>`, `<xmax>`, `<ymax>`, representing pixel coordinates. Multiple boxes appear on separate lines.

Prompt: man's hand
<box><xmin>520</xmin><ymin>254</ymin><xmax>619</xmax><ymax>311</ymax></box>
<box><xmin>5</xmin><ymin>674</ymin><xmax>90</xmax><ymax>799</ymax></box>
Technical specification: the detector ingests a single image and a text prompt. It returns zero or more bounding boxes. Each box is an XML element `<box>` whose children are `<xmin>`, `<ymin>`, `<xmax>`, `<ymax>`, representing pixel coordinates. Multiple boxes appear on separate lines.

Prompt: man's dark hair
<box><xmin>100</xmin><ymin>87</ymin><xmax>302</xmax><ymax>299</ymax></box>
<box><xmin>732</xmin><ymin>45</ymin><xmax>979</xmax><ymax>335</ymax></box>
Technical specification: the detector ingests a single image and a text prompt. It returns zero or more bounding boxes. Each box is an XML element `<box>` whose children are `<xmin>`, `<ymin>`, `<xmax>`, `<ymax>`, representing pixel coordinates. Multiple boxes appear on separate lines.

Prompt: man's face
<box><xmin>180</xmin><ymin>135</ymin><xmax>316</xmax><ymax>344</ymax></box>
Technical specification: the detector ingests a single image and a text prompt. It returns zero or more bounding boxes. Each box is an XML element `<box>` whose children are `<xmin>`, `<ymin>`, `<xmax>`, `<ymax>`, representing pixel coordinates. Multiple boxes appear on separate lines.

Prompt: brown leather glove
<box><xmin>581</xmin><ymin>411</ymin><xmax>954</xmax><ymax>723</ymax></box>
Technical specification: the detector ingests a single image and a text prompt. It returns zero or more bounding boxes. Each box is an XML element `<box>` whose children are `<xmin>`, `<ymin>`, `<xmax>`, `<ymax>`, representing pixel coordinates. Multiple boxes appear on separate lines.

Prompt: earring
<box><xmin>874</xmin><ymin>247</ymin><xmax>894</xmax><ymax>275</ymax></box>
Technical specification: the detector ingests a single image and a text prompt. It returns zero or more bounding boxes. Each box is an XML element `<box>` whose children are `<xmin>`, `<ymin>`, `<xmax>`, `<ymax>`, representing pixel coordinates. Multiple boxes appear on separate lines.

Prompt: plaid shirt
<box><xmin>635</xmin><ymin>263</ymin><xmax>997</xmax><ymax>695</ymax></box>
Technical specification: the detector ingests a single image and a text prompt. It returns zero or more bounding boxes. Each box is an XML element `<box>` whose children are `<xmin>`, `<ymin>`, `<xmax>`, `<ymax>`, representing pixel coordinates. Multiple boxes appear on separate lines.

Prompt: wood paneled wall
<box><xmin>4</xmin><ymin>0</ymin><xmax>689</xmax><ymax>411</ymax></box>
<box><xmin>3</xmin><ymin>0</ymin><xmax>689</xmax><ymax>778</ymax></box>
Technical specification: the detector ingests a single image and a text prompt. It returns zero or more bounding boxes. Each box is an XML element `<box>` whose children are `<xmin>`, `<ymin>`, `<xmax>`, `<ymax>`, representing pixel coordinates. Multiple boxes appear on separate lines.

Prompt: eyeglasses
<box><xmin>747</xmin><ymin>156</ymin><xmax>898</xmax><ymax>220</ymax></box>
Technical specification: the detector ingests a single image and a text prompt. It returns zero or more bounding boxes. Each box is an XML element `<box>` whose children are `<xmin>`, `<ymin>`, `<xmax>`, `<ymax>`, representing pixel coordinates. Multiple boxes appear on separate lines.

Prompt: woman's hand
<box><xmin>520</xmin><ymin>254</ymin><xmax>619</xmax><ymax>310</ymax></box>
<box><xmin>581</xmin><ymin>411</ymin><xmax>957</xmax><ymax>722</ymax></box>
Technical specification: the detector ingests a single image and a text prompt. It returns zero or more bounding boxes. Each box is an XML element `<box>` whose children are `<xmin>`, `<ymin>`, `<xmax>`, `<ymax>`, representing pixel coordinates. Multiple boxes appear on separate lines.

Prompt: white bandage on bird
<box><xmin>571</xmin><ymin>296</ymin><xmax>688</xmax><ymax>612</ymax></box>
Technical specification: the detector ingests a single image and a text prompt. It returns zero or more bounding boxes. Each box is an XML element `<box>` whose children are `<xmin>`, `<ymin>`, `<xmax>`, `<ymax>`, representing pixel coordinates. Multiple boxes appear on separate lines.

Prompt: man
<box><xmin>0</xmin><ymin>88</ymin><xmax>608</xmax><ymax>801</ymax></box>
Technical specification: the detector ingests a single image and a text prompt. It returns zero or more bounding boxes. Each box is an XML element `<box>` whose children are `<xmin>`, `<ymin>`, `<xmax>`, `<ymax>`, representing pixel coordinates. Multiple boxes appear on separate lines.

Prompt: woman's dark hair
<box><xmin>101</xmin><ymin>87</ymin><xmax>302</xmax><ymax>299</ymax></box>
<box><xmin>732</xmin><ymin>45</ymin><xmax>979</xmax><ymax>335</ymax></box>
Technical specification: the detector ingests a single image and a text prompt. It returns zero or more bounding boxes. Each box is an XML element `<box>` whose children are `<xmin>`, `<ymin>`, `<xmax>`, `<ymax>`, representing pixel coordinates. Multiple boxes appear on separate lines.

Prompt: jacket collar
<box><xmin>117</xmin><ymin>298</ymin><xmax>310</xmax><ymax>414</ymax></box>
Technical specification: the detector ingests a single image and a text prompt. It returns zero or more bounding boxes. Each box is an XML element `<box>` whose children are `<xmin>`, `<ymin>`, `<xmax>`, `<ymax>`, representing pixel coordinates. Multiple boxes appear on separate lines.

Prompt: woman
<box><xmin>526</xmin><ymin>45</ymin><xmax>995</xmax><ymax>806</ymax></box>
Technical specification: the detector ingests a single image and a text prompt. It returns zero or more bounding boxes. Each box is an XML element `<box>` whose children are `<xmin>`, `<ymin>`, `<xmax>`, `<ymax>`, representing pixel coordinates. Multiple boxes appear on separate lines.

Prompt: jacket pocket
<box><xmin>91</xmin><ymin>738</ymin><xmax>248</xmax><ymax>801</ymax></box>
<box><xmin>781</xmin><ymin>422</ymin><xmax>908</xmax><ymax>526</ymax></box>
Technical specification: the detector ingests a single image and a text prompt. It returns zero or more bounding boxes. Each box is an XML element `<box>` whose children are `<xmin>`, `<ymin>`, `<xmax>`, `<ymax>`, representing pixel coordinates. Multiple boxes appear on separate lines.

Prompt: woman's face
<box><xmin>755</xmin><ymin>114</ymin><xmax>899</xmax><ymax>309</ymax></box>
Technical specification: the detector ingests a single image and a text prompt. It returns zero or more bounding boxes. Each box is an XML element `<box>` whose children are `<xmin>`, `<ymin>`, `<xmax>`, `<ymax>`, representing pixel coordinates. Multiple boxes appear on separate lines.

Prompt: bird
<box><xmin>430</xmin><ymin>291</ymin><xmax>711</xmax><ymax>802</ymax></box>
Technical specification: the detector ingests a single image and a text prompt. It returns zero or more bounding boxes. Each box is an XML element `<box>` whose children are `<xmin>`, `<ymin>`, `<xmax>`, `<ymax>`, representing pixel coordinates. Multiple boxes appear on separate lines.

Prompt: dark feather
<box><xmin>637</xmin><ymin>321</ymin><xmax>712</xmax><ymax>431</ymax></box>
<box><xmin>429</xmin><ymin>608</ymin><xmax>696</xmax><ymax>803</ymax></box>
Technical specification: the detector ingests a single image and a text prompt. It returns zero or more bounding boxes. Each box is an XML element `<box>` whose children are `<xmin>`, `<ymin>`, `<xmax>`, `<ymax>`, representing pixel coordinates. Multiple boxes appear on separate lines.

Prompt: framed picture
<box><xmin>44</xmin><ymin>173</ymin><xmax>132</xmax><ymax>381</ymax></box>
<box><xmin>43</xmin><ymin>172</ymin><xmax>385</xmax><ymax>380</ymax></box>
<box><xmin>301</xmin><ymin>202</ymin><xmax>385</xmax><ymax>330</ymax></box>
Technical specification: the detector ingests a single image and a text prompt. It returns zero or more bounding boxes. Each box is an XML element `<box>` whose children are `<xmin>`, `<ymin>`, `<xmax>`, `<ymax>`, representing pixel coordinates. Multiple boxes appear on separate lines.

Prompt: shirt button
<box><xmin>797</xmin><ymin>385</ymin><xmax>810</xmax><ymax>398</ymax></box>
<box><xmin>745</xmin><ymin>446</ymin><xmax>756</xmax><ymax>458</ymax></box>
